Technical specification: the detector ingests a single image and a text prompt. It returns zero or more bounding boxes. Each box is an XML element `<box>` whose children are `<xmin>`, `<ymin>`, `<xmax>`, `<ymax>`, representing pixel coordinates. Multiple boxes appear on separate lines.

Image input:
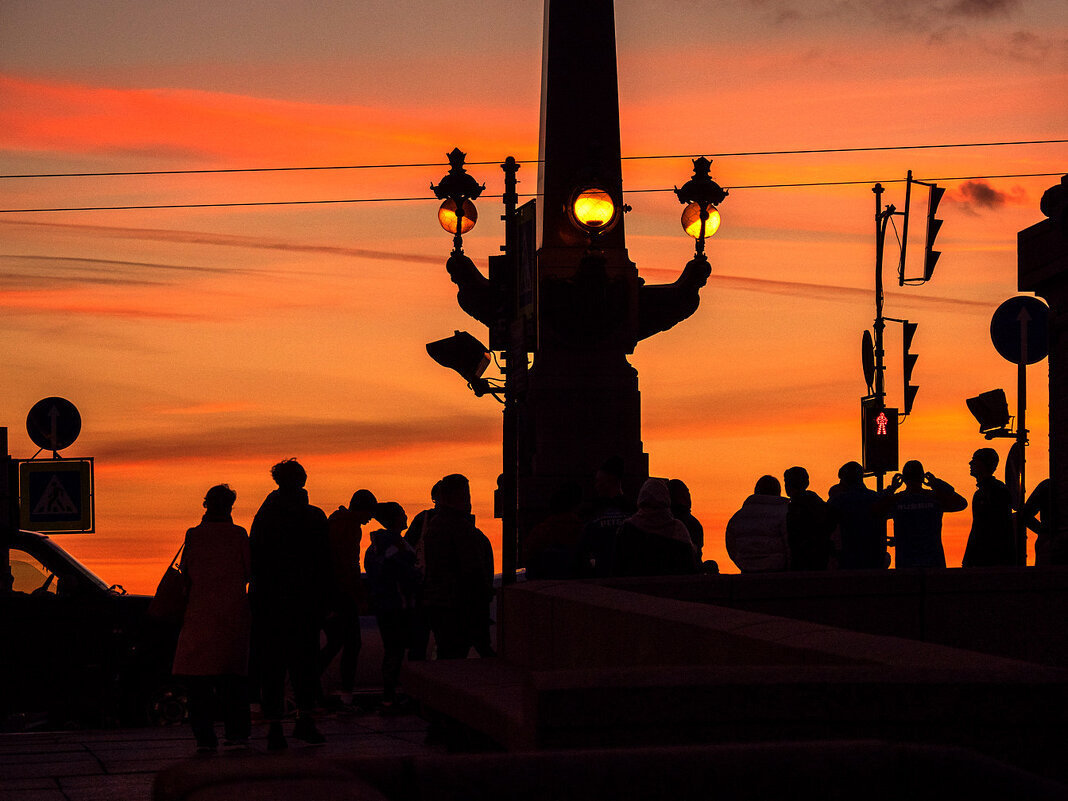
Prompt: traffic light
<box><xmin>902</xmin><ymin>320</ymin><xmax>919</xmax><ymax>416</ymax></box>
<box><xmin>923</xmin><ymin>184</ymin><xmax>945</xmax><ymax>281</ymax></box>
<box><xmin>862</xmin><ymin>400</ymin><xmax>899</xmax><ymax>474</ymax></box>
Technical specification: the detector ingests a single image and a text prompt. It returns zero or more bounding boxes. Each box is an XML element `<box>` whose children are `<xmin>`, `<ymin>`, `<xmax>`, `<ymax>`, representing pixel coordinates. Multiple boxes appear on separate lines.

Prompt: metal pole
<box><xmin>873</xmin><ymin>184</ymin><xmax>886</xmax><ymax>492</ymax></box>
<box><xmin>1017</xmin><ymin>323</ymin><xmax>1029</xmax><ymax>564</ymax></box>
<box><xmin>1</xmin><ymin>427</ymin><xmax>13</xmax><ymax>596</ymax></box>
<box><xmin>500</xmin><ymin>157</ymin><xmax>521</xmax><ymax>587</ymax></box>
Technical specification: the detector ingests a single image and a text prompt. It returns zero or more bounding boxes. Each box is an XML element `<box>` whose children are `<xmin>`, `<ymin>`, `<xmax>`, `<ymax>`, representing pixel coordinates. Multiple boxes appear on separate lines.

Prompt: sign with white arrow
<box><xmin>990</xmin><ymin>296</ymin><xmax>1050</xmax><ymax>365</ymax></box>
<box><xmin>26</xmin><ymin>397</ymin><xmax>82</xmax><ymax>452</ymax></box>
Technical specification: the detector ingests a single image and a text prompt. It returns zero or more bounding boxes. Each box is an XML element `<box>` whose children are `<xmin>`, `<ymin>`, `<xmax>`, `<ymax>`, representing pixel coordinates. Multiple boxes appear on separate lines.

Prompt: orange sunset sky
<box><xmin>1</xmin><ymin>0</ymin><xmax>1066</xmax><ymax>593</ymax></box>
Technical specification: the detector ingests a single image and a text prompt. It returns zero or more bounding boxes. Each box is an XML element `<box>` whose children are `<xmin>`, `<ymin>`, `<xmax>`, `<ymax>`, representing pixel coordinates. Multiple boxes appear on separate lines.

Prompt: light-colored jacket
<box><xmin>173</xmin><ymin>520</ymin><xmax>251</xmax><ymax>676</ymax></box>
<box><xmin>725</xmin><ymin>494</ymin><xmax>790</xmax><ymax>572</ymax></box>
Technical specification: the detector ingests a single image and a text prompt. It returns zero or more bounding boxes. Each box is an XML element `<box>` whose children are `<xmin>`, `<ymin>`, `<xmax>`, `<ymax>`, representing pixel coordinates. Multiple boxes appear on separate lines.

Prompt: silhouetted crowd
<box><xmin>168</xmin><ymin>448</ymin><xmax>1049</xmax><ymax>754</ymax></box>
<box><xmin>170</xmin><ymin>459</ymin><xmax>492</xmax><ymax>754</ymax></box>
<box><xmin>723</xmin><ymin>449</ymin><xmax>1034</xmax><ymax>574</ymax></box>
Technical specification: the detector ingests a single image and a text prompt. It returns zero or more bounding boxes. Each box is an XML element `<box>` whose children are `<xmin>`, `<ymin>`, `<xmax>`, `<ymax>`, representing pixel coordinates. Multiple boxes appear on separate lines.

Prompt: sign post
<box><xmin>990</xmin><ymin>295</ymin><xmax>1050</xmax><ymax>563</ymax></box>
<box><xmin>18</xmin><ymin>397</ymin><xmax>95</xmax><ymax>534</ymax></box>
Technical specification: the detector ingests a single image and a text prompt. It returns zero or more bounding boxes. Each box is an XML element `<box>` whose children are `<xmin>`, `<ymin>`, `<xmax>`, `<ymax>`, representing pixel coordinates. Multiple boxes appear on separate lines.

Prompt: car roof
<box><xmin>12</xmin><ymin>530</ymin><xmax>112</xmax><ymax>593</ymax></box>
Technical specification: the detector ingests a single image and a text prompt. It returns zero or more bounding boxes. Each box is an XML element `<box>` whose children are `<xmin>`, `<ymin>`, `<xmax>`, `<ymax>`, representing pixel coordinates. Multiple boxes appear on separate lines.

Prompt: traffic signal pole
<box><xmin>871</xmin><ymin>184</ymin><xmax>892</xmax><ymax>490</ymax></box>
<box><xmin>866</xmin><ymin>176</ymin><xmax>939</xmax><ymax>487</ymax></box>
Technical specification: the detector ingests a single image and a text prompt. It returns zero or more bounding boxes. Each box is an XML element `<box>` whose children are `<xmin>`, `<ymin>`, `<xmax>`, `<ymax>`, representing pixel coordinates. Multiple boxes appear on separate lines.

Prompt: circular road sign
<box><xmin>861</xmin><ymin>330</ymin><xmax>876</xmax><ymax>392</ymax></box>
<box><xmin>26</xmin><ymin>396</ymin><xmax>82</xmax><ymax>451</ymax></box>
<box><xmin>990</xmin><ymin>296</ymin><xmax>1049</xmax><ymax>365</ymax></box>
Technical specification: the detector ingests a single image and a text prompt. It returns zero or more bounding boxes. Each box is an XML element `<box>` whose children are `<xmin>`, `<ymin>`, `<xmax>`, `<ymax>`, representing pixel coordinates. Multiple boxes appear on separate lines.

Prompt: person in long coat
<box><xmin>249</xmin><ymin>458</ymin><xmax>330</xmax><ymax>751</ymax></box>
<box><xmin>172</xmin><ymin>484</ymin><xmax>251</xmax><ymax>753</ymax></box>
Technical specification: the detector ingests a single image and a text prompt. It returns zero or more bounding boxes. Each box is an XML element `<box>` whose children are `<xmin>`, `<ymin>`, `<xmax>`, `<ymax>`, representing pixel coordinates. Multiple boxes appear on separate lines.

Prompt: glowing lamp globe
<box><xmin>681</xmin><ymin>202</ymin><xmax>721</xmax><ymax>239</ymax></box>
<box><xmin>570</xmin><ymin>187</ymin><xmax>617</xmax><ymax>232</ymax></box>
<box><xmin>438</xmin><ymin>198</ymin><xmax>478</xmax><ymax>235</ymax></box>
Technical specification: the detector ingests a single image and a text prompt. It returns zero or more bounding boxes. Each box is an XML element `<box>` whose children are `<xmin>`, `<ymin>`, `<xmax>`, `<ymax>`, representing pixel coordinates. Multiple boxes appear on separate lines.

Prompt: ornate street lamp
<box><xmin>675</xmin><ymin>156</ymin><xmax>728</xmax><ymax>258</ymax></box>
<box><xmin>431</xmin><ymin>148</ymin><xmax>485</xmax><ymax>253</ymax></box>
<box><xmin>569</xmin><ymin>185</ymin><xmax>620</xmax><ymax>234</ymax></box>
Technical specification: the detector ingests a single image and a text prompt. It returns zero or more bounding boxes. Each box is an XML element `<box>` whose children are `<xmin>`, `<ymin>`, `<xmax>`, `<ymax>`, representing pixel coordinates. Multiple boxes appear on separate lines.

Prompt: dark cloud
<box><xmin>0</xmin><ymin>254</ymin><xmax>264</xmax><ymax>289</ymax></box>
<box><xmin>959</xmin><ymin>180</ymin><xmax>1008</xmax><ymax>208</ymax></box>
<box><xmin>0</xmin><ymin>220</ymin><xmax>441</xmax><ymax>266</ymax></box>
<box><xmin>647</xmin><ymin>377</ymin><xmax>858</xmax><ymax>436</ymax></box>
<box><xmin>947</xmin><ymin>0</ymin><xmax>1020</xmax><ymax>17</ymax></box>
<box><xmin>742</xmin><ymin>0</ymin><xmax>1024</xmax><ymax>31</ymax></box>
<box><xmin>708</xmin><ymin>273</ymin><xmax>990</xmax><ymax>310</ymax></box>
<box><xmin>956</xmin><ymin>180</ymin><xmax>1027</xmax><ymax>213</ymax></box>
<box><xmin>88</xmin><ymin>415</ymin><xmax>496</xmax><ymax>464</ymax></box>
<box><xmin>1001</xmin><ymin>30</ymin><xmax>1066</xmax><ymax>63</ymax></box>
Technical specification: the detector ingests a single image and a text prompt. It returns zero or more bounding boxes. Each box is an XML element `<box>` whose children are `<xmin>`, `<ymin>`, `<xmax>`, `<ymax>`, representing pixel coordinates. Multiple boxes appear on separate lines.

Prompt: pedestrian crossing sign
<box><xmin>18</xmin><ymin>458</ymin><xmax>94</xmax><ymax>533</ymax></box>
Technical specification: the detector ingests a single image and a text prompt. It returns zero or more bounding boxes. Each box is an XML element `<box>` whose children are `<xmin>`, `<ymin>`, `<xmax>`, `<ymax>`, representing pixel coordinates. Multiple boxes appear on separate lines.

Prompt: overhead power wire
<box><xmin>1</xmin><ymin>138</ymin><xmax>1065</xmax><ymax>180</ymax></box>
<box><xmin>622</xmin><ymin>139</ymin><xmax>1068</xmax><ymax>162</ymax></box>
<box><xmin>0</xmin><ymin>173</ymin><xmax>1062</xmax><ymax>214</ymax></box>
<box><xmin>629</xmin><ymin>172</ymin><xmax>1066</xmax><ymax>193</ymax></box>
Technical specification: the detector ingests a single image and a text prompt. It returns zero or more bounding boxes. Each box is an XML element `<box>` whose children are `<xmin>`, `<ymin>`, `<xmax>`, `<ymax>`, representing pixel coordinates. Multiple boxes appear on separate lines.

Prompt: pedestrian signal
<box><xmin>862</xmin><ymin>401</ymin><xmax>899</xmax><ymax>474</ymax></box>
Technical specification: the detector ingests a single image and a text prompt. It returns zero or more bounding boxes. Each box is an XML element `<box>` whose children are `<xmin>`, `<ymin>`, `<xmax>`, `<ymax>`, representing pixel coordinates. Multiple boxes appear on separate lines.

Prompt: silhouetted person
<box><xmin>404</xmin><ymin>480</ymin><xmax>442</xmax><ymax>661</ymax></box>
<box><xmin>784</xmin><ymin>466</ymin><xmax>833</xmax><ymax>571</ymax></box>
<box><xmin>1025</xmin><ymin>479</ymin><xmax>1063</xmax><ymax>565</ymax></box>
<box><xmin>172</xmin><ymin>484</ymin><xmax>251</xmax><ymax>754</ymax></box>
<box><xmin>421</xmin><ymin>474</ymin><xmax>494</xmax><ymax>659</ymax></box>
<box><xmin>962</xmin><ymin>448</ymin><xmax>1016</xmax><ymax>567</ymax></box>
<box><xmin>471</xmin><ymin>520</ymin><xmax>498</xmax><ymax>658</ymax></box>
<box><xmin>881</xmin><ymin>460</ymin><xmax>967</xmax><ymax>569</ymax></box>
<box><xmin>827</xmin><ymin>461</ymin><xmax>887</xmax><ymax>569</ymax></box>
<box><xmin>668</xmin><ymin>478</ymin><xmax>704</xmax><ymax>562</ymax></box>
<box><xmin>364</xmin><ymin>502</ymin><xmax>420</xmax><ymax>712</ymax></box>
<box><xmin>523</xmin><ymin>482</ymin><xmax>585</xmax><ymax>579</ymax></box>
<box><xmin>578</xmin><ymin>456</ymin><xmax>635</xmax><ymax>577</ymax></box>
<box><xmin>249</xmin><ymin>459</ymin><xmax>329</xmax><ymax>750</ymax></box>
<box><xmin>612</xmin><ymin>478</ymin><xmax>698</xmax><ymax>577</ymax></box>
<box><xmin>725</xmin><ymin>475</ymin><xmax>791</xmax><ymax>572</ymax></box>
<box><xmin>319</xmin><ymin>488</ymin><xmax>377</xmax><ymax>705</ymax></box>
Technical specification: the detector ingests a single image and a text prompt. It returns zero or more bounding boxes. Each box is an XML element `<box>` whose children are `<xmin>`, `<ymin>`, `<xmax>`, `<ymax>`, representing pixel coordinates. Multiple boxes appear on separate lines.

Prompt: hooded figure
<box><xmin>611</xmin><ymin>479</ymin><xmax>698</xmax><ymax>577</ymax></box>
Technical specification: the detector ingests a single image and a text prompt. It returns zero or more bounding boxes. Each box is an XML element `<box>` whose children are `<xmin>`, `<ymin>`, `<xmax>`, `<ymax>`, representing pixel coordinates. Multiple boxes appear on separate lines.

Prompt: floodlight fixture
<box><xmin>966</xmin><ymin>389</ymin><xmax>1015</xmax><ymax>438</ymax></box>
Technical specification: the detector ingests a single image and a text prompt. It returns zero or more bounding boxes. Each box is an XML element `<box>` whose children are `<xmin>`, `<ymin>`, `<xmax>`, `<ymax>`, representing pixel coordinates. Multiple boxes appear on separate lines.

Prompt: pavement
<box><xmin>0</xmin><ymin>705</ymin><xmax>438</xmax><ymax>801</ymax></box>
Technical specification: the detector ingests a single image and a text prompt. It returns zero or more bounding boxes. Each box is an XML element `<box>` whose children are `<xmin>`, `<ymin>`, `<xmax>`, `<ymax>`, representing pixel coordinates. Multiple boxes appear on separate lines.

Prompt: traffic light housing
<box><xmin>862</xmin><ymin>400</ymin><xmax>899</xmax><ymax>474</ymax></box>
<box><xmin>924</xmin><ymin>184</ymin><xmax>945</xmax><ymax>281</ymax></box>
<box><xmin>902</xmin><ymin>320</ymin><xmax>919</xmax><ymax>416</ymax></box>
<box><xmin>899</xmin><ymin>174</ymin><xmax>945</xmax><ymax>285</ymax></box>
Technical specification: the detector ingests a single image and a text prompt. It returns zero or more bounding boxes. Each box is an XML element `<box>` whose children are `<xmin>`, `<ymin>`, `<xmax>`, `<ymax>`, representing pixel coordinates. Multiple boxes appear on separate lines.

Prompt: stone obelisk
<box><xmin>445</xmin><ymin>0</ymin><xmax>714</xmax><ymax>529</ymax></box>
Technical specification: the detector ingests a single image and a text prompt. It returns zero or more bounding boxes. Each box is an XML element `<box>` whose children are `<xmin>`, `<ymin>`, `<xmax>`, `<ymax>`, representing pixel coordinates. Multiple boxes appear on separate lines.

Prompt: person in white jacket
<box><xmin>725</xmin><ymin>475</ymin><xmax>791</xmax><ymax>572</ymax></box>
